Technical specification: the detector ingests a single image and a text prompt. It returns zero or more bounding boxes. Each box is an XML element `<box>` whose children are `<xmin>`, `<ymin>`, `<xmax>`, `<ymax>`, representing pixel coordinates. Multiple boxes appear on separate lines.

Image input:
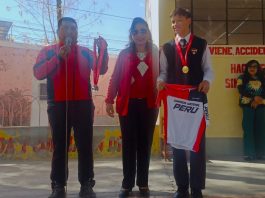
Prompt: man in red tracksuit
<box><xmin>33</xmin><ymin>17</ymin><xmax>108</xmax><ymax>198</ymax></box>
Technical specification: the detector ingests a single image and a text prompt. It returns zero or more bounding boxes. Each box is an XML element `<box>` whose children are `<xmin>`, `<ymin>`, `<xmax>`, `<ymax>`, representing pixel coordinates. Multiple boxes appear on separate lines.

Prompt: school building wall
<box><xmin>0</xmin><ymin>126</ymin><xmax>160</xmax><ymax>160</ymax></box>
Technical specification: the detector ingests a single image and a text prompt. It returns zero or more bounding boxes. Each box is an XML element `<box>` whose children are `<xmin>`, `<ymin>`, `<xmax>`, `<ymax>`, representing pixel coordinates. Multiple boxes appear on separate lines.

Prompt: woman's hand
<box><xmin>251</xmin><ymin>96</ymin><xmax>264</xmax><ymax>108</ymax></box>
<box><xmin>106</xmin><ymin>103</ymin><xmax>115</xmax><ymax>117</ymax></box>
<box><xmin>251</xmin><ymin>100</ymin><xmax>258</xmax><ymax>108</ymax></box>
<box><xmin>254</xmin><ymin>96</ymin><xmax>263</xmax><ymax>104</ymax></box>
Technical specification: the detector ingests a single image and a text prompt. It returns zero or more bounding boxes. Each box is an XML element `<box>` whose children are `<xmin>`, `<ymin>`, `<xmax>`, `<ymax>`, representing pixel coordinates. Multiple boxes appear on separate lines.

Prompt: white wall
<box><xmin>145</xmin><ymin>0</ymin><xmax>159</xmax><ymax>47</ymax></box>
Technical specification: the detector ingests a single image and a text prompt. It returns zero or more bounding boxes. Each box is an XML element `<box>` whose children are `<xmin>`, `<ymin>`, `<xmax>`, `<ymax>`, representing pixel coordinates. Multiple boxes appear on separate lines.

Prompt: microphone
<box><xmin>65</xmin><ymin>37</ymin><xmax>72</xmax><ymax>47</ymax></box>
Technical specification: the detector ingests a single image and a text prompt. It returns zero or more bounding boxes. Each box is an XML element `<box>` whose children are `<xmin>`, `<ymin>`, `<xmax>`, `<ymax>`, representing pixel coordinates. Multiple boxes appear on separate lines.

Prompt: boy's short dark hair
<box><xmin>58</xmin><ymin>17</ymin><xmax>77</xmax><ymax>29</ymax></box>
<box><xmin>170</xmin><ymin>8</ymin><xmax>192</xmax><ymax>18</ymax></box>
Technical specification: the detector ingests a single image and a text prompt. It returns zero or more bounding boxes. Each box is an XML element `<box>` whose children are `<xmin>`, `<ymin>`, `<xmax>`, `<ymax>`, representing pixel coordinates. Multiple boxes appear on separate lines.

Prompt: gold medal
<box><xmin>182</xmin><ymin>66</ymin><xmax>189</xmax><ymax>74</ymax></box>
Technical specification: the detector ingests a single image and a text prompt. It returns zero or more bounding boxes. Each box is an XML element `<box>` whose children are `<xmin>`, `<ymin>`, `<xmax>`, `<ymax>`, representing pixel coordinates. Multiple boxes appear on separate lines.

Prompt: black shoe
<box><xmin>256</xmin><ymin>155</ymin><xmax>265</xmax><ymax>160</ymax></box>
<box><xmin>118</xmin><ymin>188</ymin><xmax>132</xmax><ymax>198</ymax></box>
<box><xmin>79</xmin><ymin>180</ymin><xmax>96</xmax><ymax>198</ymax></box>
<box><xmin>191</xmin><ymin>189</ymin><xmax>203</xmax><ymax>198</ymax></box>
<box><xmin>244</xmin><ymin>156</ymin><xmax>255</xmax><ymax>161</ymax></box>
<box><xmin>173</xmin><ymin>190</ymin><xmax>189</xmax><ymax>198</ymax></box>
<box><xmin>48</xmin><ymin>184</ymin><xmax>66</xmax><ymax>198</ymax></box>
<box><xmin>139</xmin><ymin>186</ymin><xmax>150</xmax><ymax>196</ymax></box>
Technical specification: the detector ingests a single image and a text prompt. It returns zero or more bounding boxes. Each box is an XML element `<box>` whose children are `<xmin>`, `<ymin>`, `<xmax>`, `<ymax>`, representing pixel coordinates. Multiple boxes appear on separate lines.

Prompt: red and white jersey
<box><xmin>157</xmin><ymin>84</ymin><xmax>209</xmax><ymax>152</ymax></box>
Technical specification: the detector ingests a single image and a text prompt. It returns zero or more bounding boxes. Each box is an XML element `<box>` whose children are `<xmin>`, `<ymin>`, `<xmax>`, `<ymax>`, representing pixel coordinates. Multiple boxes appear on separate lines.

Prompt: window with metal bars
<box><xmin>175</xmin><ymin>0</ymin><xmax>265</xmax><ymax>44</ymax></box>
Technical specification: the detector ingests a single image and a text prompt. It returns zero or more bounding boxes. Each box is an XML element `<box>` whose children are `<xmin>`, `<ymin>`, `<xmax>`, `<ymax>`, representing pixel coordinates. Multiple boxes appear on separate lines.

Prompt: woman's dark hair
<box><xmin>242</xmin><ymin>59</ymin><xmax>264</xmax><ymax>84</ymax></box>
<box><xmin>127</xmin><ymin>17</ymin><xmax>152</xmax><ymax>52</ymax></box>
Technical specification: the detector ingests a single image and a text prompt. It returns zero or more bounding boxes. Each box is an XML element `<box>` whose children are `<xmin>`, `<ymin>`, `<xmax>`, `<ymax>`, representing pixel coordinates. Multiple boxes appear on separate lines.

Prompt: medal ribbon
<box><xmin>93</xmin><ymin>36</ymin><xmax>107</xmax><ymax>89</ymax></box>
<box><xmin>176</xmin><ymin>34</ymin><xmax>194</xmax><ymax>68</ymax></box>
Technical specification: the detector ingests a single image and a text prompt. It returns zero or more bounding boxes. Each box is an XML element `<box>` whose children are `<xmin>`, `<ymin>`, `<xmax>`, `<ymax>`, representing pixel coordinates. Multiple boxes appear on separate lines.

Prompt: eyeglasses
<box><xmin>249</xmin><ymin>64</ymin><xmax>258</xmax><ymax>68</ymax></box>
<box><xmin>131</xmin><ymin>28</ymin><xmax>147</xmax><ymax>36</ymax></box>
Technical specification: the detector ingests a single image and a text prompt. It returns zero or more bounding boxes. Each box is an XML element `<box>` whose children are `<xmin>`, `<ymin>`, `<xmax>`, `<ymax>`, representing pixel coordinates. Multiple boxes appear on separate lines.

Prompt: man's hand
<box><xmin>157</xmin><ymin>80</ymin><xmax>166</xmax><ymax>91</ymax></box>
<box><xmin>106</xmin><ymin>103</ymin><xmax>115</xmax><ymax>117</ymax></box>
<box><xmin>95</xmin><ymin>36</ymin><xmax>108</xmax><ymax>50</ymax></box>
<box><xmin>59</xmin><ymin>45</ymin><xmax>71</xmax><ymax>59</ymax></box>
<box><xmin>198</xmin><ymin>80</ymin><xmax>210</xmax><ymax>94</ymax></box>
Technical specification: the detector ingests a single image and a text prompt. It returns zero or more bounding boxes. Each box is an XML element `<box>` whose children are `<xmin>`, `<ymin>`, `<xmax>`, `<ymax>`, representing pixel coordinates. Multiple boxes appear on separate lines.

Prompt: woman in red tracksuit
<box><xmin>105</xmin><ymin>17</ymin><xmax>159</xmax><ymax>198</ymax></box>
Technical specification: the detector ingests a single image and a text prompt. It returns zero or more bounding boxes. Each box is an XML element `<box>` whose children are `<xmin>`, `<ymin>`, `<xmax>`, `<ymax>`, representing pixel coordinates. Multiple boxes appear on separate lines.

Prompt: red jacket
<box><xmin>105</xmin><ymin>45</ymin><xmax>159</xmax><ymax>116</ymax></box>
<box><xmin>33</xmin><ymin>43</ymin><xmax>108</xmax><ymax>102</ymax></box>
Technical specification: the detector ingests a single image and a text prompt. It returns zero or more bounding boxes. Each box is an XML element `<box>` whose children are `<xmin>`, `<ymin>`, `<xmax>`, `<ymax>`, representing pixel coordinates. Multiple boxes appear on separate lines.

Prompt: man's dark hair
<box><xmin>58</xmin><ymin>17</ymin><xmax>77</xmax><ymax>29</ymax></box>
<box><xmin>170</xmin><ymin>8</ymin><xmax>192</xmax><ymax>18</ymax></box>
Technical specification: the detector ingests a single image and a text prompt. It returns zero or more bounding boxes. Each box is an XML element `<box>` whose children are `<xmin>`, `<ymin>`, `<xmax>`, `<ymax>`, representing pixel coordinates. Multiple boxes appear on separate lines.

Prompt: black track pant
<box><xmin>172</xmin><ymin>134</ymin><xmax>206</xmax><ymax>191</ymax></box>
<box><xmin>119</xmin><ymin>99</ymin><xmax>158</xmax><ymax>189</ymax></box>
<box><xmin>48</xmin><ymin>100</ymin><xmax>94</xmax><ymax>185</ymax></box>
